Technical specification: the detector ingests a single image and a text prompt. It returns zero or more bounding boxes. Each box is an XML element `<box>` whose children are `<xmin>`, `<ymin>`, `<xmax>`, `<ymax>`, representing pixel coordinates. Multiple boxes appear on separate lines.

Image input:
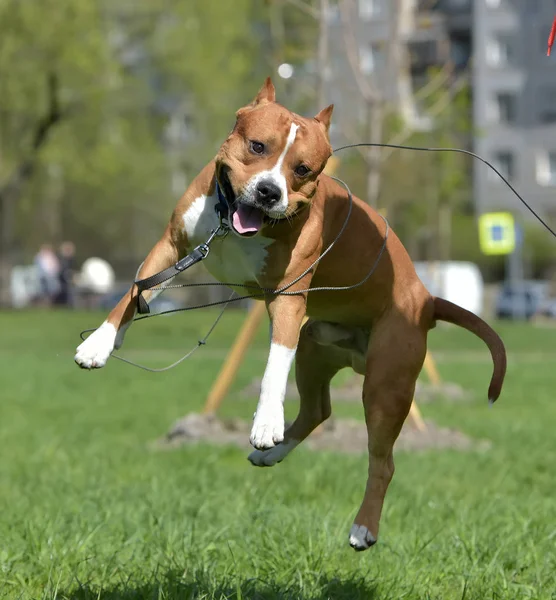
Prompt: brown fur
<box><xmin>88</xmin><ymin>78</ymin><xmax>507</xmax><ymax>548</ymax></box>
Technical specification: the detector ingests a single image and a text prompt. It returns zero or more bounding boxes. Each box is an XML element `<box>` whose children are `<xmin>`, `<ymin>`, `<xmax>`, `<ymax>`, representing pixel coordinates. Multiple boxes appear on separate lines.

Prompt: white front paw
<box><xmin>249</xmin><ymin>409</ymin><xmax>284</xmax><ymax>450</ymax></box>
<box><xmin>74</xmin><ymin>322</ymin><xmax>117</xmax><ymax>369</ymax></box>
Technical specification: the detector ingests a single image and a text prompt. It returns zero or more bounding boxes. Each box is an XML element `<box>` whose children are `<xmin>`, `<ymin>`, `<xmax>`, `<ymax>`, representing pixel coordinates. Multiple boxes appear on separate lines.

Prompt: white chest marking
<box><xmin>182</xmin><ymin>193</ymin><xmax>272</xmax><ymax>284</ymax></box>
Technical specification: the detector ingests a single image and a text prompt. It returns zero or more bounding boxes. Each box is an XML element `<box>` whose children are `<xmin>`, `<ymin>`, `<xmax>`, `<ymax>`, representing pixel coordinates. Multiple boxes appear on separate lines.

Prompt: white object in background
<box><xmin>10</xmin><ymin>265</ymin><xmax>41</xmax><ymax>308</ymax></box>
<box><xmin>277</xmin><ymin>63</ymin><xmax>294</xmax><ymax>79</ymax></box>
<box><xmin>414</xmin><ymin>261</ymin><xmax>484</xmax><ymax>317</ymax></box>
<box><xmin>77</xmin><ymin>258</ymin><xmax>115</xmax><ymax>294</ymax></box>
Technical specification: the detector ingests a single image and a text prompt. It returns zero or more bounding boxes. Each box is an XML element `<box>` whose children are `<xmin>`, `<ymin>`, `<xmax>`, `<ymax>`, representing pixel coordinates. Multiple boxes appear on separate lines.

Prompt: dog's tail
<box><xmin>433</xmin><ymin>297</ymin><xmax>506</xmax><ymax>403</ymax></box>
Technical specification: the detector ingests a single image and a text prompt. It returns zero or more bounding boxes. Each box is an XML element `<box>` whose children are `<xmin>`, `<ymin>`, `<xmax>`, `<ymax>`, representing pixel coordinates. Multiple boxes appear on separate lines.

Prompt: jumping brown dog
<box><xmin>75</xmin><ymin>78</ymin><xmax>507</xmax><ymax>551</ymax></box>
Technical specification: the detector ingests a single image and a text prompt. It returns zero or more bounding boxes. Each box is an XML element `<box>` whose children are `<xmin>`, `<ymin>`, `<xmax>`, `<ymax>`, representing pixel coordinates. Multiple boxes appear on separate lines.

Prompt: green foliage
<box><xmin>0</xmin><ymin>0</ymin><xmax>316</xmax><ymax>267</ymax></box>
<box><xmin>336</xmin><ymin>73</ymin><xmax>478</xmax><ymax>263</ymax></box>
<box><xmin>148</xmin><ymin>0</ymin><xmax>257</xmax><ymax>155</ymax></box>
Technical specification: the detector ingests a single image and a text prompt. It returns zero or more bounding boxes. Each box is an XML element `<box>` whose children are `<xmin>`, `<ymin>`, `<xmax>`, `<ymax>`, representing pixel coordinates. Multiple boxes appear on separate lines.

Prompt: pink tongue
<box><xmin>232</xmin><ymin>204</ymin><xmax>264</xmax><ymax>234</ymax></box>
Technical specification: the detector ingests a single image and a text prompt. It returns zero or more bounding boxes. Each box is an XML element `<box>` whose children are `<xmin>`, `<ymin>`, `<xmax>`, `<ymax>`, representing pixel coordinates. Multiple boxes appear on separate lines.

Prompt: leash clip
<box><xmin>205</xmin><ymin>225</ymin><xmax>229</xmax><ymax>247</ymax></box>
<box><xmin>198</xmin><ymin>243</ymin><xmax>210</xmax><ymax>259</ymax></box>
<box><xmin>195</xmin><ymin>225</ymin><xmax>229</xmax><ymax>261</ymax></box>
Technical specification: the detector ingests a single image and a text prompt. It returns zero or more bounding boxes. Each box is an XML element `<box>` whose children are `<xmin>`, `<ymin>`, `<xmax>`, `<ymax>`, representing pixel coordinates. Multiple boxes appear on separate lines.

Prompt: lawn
<box><xmin>0</xmin><ymin>309</ymin><xmax>554</xmax><ymax>599</ymax></box>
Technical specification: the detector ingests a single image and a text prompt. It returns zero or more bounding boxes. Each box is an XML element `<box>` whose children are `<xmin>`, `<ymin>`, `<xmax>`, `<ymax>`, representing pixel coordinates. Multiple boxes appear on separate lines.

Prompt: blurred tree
<box><xmin>0</xmin><ymin>0</ymin><xmax>270</xmax><ymax>305</ymax></box>
<box><xmin>251</xmin><ymin>0</ymin><xmax>319</xmax><ymax>113</ymax></box>
<box><xmin>335</xmin><ymin>70</ymin><xmax>473</xmax><ymax>264</ymax></box>
<box><xmin>0</xmin><ymin>0</ymin><xmax>116</xmax><ymax>303</ymax></box>
<box><xmin>382</xmin><ymin>72</ymin><xmax>473</xmax><ymax>262</ymax></box>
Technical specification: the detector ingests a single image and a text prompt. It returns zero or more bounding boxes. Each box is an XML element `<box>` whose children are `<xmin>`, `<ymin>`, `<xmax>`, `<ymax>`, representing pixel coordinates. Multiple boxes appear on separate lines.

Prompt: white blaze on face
<box><xmin>240</xmin><ymin>122</ymin><xmax>299</xmax><ymax>217</ymax></box>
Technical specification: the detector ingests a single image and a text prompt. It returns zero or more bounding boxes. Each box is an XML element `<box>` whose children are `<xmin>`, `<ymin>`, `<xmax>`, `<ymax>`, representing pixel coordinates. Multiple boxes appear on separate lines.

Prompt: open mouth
<box><xmin>219</xmin><ymin>171</ymin><xmax>265</xmax><ymax>237</ymax></box>
<box><xmin>231</xmin><ymin>204</ymin><xmax>265</xmax><ymax>237</ymax></box>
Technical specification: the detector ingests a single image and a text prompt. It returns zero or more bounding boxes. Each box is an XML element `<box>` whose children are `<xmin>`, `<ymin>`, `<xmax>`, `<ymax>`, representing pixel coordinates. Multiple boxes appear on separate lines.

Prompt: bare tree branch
<box><xmin>284</xmin><ymin>0</ymin><xmax>320</xmax><ymax>19</ymax></box>
<box><xmin>413</xmin><ymin>62</ymin><xmax>452</xmax><ymax>101</ymax></box>
<box><xmin>336</xmin><ymin>123</ymin><xmax>373</xmax><ymax>160</ymax></box>
<box><xmin>338</xmin><ymin>0</ymin><xmax>381</xmax><ymax>103</ymax></box>
<box><xmin>381</xmin><ymin>69</ymin><xmax>468</xmax><ymax>164</ymax></box>
<box><xmin>0</xmin><ymin>71</ymin><xmax>66</xmax><ymax>306</ymax></box>
<box><xmin>333</xmin><ymin>69</ymin><xmax>466</xmax><ymax>163</ymax></box>
<box><xmin>269</xmin><ymin>0</ymin><xmax>286</xmax><ymax>72</ymax></box>
<box><xmin>317</xmin><ymin>0</ymin><xmax>329</xmax><ymax>110</ymax></box>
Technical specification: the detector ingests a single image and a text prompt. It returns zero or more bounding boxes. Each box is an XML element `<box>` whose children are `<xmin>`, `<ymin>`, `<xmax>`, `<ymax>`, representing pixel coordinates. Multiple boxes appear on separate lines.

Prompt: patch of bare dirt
<box><xmin>153</xmin><ymin>413</ymin><xmax>491</xmax><ymax>454</ymax></box>
<box><xmin>241</xmin><ymin>376</ymin><xmax>472</xmax><ymax>404</ymax></box>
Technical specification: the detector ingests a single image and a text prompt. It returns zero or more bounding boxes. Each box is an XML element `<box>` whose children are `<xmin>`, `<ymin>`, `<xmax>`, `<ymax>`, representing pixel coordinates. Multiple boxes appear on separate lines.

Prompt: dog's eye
<box><xmin>249</xmin><ymin>141</ymin><xmax>265</xmax><ymax>155</ymax></box>
<box><xmin>295</xmin><ymin>165</ymin><xmax>311</xmax><ymax>177</ymax></box>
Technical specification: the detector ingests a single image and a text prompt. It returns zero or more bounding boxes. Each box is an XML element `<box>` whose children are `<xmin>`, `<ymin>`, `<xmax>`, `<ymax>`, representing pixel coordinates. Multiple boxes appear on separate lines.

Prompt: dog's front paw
<box><xmin>248</xmin><ymin>439</ymin><xmax>298</xmax><ymax>467</ymax></box>
<box><xmin>349</xmin><ymin>524</ymin><xmax>377</xmax><ymax>552</ymax></box>
<box><xmin>249</xmin><ymin>409</ymin><xmax>284</xmax><ymax>450</ymax></box>
<box><xmin>74</xmin><ymin>322</ymin><xmax>117</xmax><ymax>369</ymax></box>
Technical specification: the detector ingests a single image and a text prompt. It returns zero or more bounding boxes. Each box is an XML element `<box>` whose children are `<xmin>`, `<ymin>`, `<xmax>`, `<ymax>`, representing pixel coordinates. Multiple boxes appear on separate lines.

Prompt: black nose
<box><xmin>256</xmin><ymin>180</ymin><xmax>282</xmax><ymax>204</ymax></box>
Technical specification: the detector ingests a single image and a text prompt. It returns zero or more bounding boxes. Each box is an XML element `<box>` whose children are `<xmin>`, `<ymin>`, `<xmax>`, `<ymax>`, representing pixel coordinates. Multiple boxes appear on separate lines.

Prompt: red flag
<box><xmin>548</xmin><ymin>15</ymin><xmax>556</xmax><ymax>56</ymax></box>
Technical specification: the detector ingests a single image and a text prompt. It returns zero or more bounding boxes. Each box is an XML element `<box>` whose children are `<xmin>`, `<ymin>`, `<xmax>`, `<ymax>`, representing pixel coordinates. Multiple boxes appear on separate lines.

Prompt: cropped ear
<box><xmin>314</xmin><ymin>104</ymin><xmax>334</xmax><ymax>133</ymax></box>
<box><xmin>252</xmin><ymin>77</ymin><xmax>276</xmax><ymax>106</ymax></box>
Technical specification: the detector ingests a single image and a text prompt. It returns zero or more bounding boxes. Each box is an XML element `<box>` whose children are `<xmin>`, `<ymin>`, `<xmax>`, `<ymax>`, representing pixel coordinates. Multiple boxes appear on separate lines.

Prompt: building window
<box><xmin>450</xmin><ymin>36</ymin><xmax>471</xmax><ymax>68</ymax></box>
<box><xmin>492</xmin><ymin>92</ymin><xmax>517</xmax><ymax>124</ymax></box>
<box><xmin>409</xmin><ymin>40</ymin><xmax>440</xmax><ymax>71</ymax></box>
<box><xmin>538</xmin><ymin>86</ymin><xmax>556</xmax><ymax>123</ymax></box>
<box><xmin>486</xmin><ymin>35</ymin><xmax>514</xmax><ymax>67</ymax></box>
<box><xmin>536</xmin><ymin>152</ymin><xmax>556</xmax><ymax>186</ymax></box>
<box><xmin>490</xmin><ymin>151</ymin><xmax>515</xmax><ymax>181</ymax></box>
<box><xmin>360</xmin><ymin>44</ymin><xmax>382</xmax><ymax>74</ymax></box>
<box><xmin>359</xmin><ymin>0</ymin><xmax>382</xmax><ymax>19</ymax></box>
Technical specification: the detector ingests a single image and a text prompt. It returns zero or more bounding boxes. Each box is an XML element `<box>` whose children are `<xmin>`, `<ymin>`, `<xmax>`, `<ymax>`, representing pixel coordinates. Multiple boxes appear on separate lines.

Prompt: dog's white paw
<box><xmin>249</xmin><ymin>409</ymin><xmax>284</xmax><ymax>450</ymax></box>
<box><xmin>74</xmin><ymin>322</ymin><xmax>117</xmax><ymax>369</ymax></box>
<box><xmin>248</xmin><ymin>439</ymin><xmax>298</xmax><ymax>467</ymax></box>
<box><xmin>349</xmin><ymin>524</ymin><xmax>376</xmax><ymax>552</ymax></box>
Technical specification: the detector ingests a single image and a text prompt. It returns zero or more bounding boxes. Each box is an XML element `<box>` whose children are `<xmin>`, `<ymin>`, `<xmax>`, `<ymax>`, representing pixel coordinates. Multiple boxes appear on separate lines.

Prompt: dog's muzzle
<box><xmin>255</xmin><ymin>179</ymin><xmax>282</xmax><ymax>205</ymax></box>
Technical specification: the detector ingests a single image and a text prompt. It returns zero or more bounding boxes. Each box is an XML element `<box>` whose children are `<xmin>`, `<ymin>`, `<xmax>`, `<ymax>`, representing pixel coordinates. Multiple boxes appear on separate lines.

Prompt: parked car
<box><xmin>495</xmin><ymin>281</ymin><xmax>549</xmax><ymax>320</ymax></box>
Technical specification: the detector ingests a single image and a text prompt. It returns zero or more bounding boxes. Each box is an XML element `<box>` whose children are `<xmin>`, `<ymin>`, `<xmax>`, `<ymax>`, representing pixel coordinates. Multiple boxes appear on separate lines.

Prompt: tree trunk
<box><xmin>0</xmin><ymin>73</ymin><xmax>64</xmax><ymax>307</ymax></box>
<box><xmin>438</xmin><ymin>201</ymin><xmax>452</xmax><ymax>262</ymax></box>
<box><xmin>317</xmin><ymin>0</ymin><xmax>329</xmax><ymax>110</ymax></box>
<box><xmin>365</xmin><ymin>98</ymin><xmax>383</xmax><ymax>209</ymax></box>
<box><xmin>0</xmin><ymin>193</ymin><xmax>16</xmax><ymax>307</ymax></box>
<box><xmin>269</xmin><ymin>0</ymin><xmax>286</xmax><ymax>69</ymax></box>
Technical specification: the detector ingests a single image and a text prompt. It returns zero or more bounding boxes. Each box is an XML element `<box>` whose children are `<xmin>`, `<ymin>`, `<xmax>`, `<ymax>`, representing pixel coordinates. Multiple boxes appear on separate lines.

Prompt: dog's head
<box><xmin>215</xmin><ymin>77</ymin><xmax>334</xmax><ymax>237</ymax></box>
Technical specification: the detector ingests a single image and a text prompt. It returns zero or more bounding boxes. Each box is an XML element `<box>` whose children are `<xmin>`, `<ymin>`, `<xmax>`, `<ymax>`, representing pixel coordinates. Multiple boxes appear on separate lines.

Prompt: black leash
<box><xmin>134</xmin><ymin>184</ymin><xmax>230</xmax><ymax>314</ymax></box>
<box><xmin>334</xmin><ymin>142</ymin><xmax>556</xmax><ymax>239</ymax></box>
<box><xmin>79</xmin><ymin>140</ymin><xmax>555</xmax><ymax>371</ymax></box>
<box><xmin>79</xmin><ymin>175</ymin><xmax>388</xmax><ymax>371</ymax></box>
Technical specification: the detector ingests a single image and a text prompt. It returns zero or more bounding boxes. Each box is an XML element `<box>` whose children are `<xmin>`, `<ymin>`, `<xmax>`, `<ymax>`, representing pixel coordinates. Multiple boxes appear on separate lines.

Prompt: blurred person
<box><xmin>55</xmin><ymin>241</ymin><xmax>76</xmax><ymax>308</ymax></box>
<box><xmin>33</xmin><ymin>244</ymin><xmax>60</xmax><ymax>306</ymax></box>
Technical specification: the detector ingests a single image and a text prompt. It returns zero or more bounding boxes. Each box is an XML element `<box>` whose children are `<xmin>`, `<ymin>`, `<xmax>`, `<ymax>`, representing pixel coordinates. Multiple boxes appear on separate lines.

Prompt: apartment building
<box><xmin>324</xmin><ymin>0</ymin><xmax>471</xmax><ymax>143</ymax></box>
<box><xmin>473</xmin><ymin>0</ymin><xmax>556</xmax><ymax>220</ymax></box>
<box><xmin>326</xmin><ymin>0</ymin><xmax>555</xmax><ymax>220</ymax></box>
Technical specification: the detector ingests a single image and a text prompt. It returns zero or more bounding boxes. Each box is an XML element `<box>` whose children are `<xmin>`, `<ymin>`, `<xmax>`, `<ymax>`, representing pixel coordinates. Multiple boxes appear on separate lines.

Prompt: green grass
<box><xmin>0</xmin><ymin>309</ymin><xmax>555</xmax><ymax>599</ymax></box>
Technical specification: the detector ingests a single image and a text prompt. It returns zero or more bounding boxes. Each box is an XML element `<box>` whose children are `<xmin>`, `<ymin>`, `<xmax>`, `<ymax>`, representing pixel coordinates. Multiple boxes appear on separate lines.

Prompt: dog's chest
<box><xmin>182</xmin><ymin>194</ymin><xmax>272</xmax><ymax>284</ymax></box>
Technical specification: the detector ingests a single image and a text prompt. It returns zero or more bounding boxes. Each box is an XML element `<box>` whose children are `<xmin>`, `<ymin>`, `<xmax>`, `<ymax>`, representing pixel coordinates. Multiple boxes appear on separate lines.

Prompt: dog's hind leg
<box><xmin>349</xmin><ymin>313</ymin><xmax>427</xmax><ymax>551</ymax></box>
<box><xmin>248</xmin><ymin>319</ymin><xmax>351</xmax><ymax>467</ymax></box>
